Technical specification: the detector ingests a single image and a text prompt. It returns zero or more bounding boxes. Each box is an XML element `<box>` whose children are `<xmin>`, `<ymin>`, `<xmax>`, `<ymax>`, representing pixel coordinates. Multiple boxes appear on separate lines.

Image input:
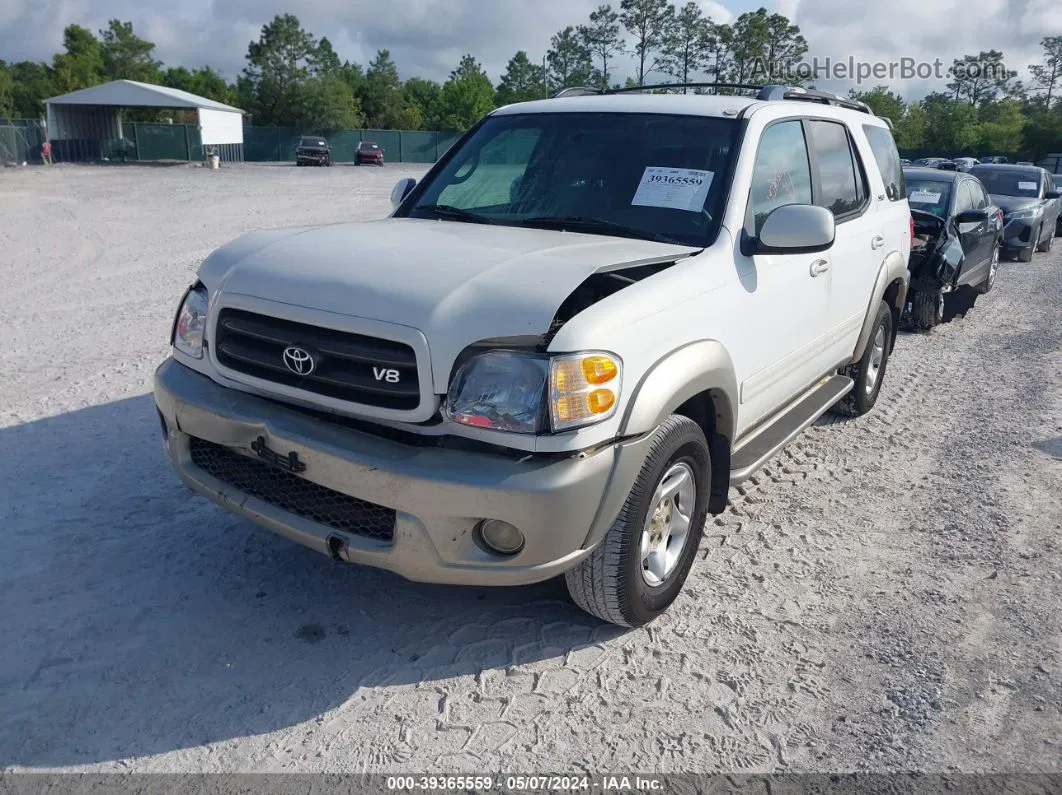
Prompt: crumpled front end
<box><xmin>907</xmin><ymin>210</ymin><xmax>963</xmax><ymax>293</ymax></box>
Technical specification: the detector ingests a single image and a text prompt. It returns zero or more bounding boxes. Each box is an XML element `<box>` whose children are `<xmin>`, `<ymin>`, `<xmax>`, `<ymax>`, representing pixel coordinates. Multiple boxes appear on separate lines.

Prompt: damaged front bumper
<box><xmin>153</xmin><ymin>358</ymin><xmax>649</xmax><ymax>586</ymax></box>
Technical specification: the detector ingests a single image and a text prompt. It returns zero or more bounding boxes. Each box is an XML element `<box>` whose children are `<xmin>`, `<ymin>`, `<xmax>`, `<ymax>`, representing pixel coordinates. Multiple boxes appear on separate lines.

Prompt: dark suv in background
<box><xmin>968</xmin><ymin>164</ymin><xmax>1061</xmax><ymax>261</ymax></box>
<box><xmin>296</xmin><ymin>136</ymin><xmax>333</xmax><ymax>167</ymax></box>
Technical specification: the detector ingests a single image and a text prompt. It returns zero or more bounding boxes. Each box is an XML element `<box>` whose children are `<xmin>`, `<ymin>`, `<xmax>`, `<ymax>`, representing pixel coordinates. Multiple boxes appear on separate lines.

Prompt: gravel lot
<box><xmin>1</xmin><ymin>162</ymin><xmax>1061</xmax><ymax>774</ymax></box>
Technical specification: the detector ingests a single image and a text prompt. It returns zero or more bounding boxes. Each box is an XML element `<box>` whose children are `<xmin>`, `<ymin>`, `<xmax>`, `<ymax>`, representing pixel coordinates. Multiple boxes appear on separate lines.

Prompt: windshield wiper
<box><xmin>519</xmin><ymin>215</ymin><xmax>685</xmax><ymax>245</ymax></box>
<box><xmin>415</xmin><ymin>204</ymin><xmax>497</xmax><ymax>224</ymax></box>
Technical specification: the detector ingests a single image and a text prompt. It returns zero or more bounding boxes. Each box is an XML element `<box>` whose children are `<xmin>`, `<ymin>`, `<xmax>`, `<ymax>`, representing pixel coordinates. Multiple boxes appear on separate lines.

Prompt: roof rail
<box><xmin>550</xmin><ymin>86</ymin><xmax>603</xmax><ymax>98</ymax></box>
<box><xmin>603</xmin><ymin>81</ymin><xmax>765</xmax><ymax>95</ymax></box>
<box><xmin>757</xmin><ymin>84</ymin><xmax>873</xmax><ymax>115</ymax></box>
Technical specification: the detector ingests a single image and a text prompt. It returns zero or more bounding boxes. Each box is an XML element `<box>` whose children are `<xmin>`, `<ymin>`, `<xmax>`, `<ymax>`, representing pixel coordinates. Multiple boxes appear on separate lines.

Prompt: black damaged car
<box><xmin>968</xmin><ymin>164</ymin><xmax>1060</xmax><ymax>261</ymax></box>
<box><xmin>296</xmin><ymin>136</ymin><xmax>333</xmax><ymax>167</ymax></box>
<box><xmin>902</xmin><ymin>168</ymin><xmax>1004</xmax><ymax>330</ymax></box>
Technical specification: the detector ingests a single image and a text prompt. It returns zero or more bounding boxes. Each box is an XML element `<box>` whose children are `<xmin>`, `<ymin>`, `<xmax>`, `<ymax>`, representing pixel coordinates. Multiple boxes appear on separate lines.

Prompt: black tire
<box><xmin>831</xmin><ymin>300</ymin><xmax>893</xmax><ymax>417</ymax></box>
<box><xmin>974</xmin><ymin>242</ymin><xmax>999</xmax><ymax>295</ymax></box>
<box><xmin>911</xmin><ymin>287</ymin><xmax>944</xmax><ymax>331</ymax></box>
<box><xmin>1037</xmin><ymin>225</ymin><xmax>1053</xmax><ymax>252</ymax></box>
<box><xmin>565</xmin><ymin>415</ymin><xmax>710</xmax><ymax>627</ymax></box>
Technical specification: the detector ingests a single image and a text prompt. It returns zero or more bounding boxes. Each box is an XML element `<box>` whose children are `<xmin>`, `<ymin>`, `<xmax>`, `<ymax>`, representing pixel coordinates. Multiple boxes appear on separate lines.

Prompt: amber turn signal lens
<box><xmin>587</xmin><ymin>389</ymin><xmax>616</xmax><ymax>414</ymax></box>
<box><xmin>581</xmin><ymin>355</ymin><xmax>618</xmax><ymax>384</ymax></box>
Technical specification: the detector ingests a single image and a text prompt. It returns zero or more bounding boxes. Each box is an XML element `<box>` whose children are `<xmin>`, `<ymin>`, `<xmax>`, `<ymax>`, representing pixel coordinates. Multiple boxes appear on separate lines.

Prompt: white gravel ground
<box><xmin>1</xmin><ymin>162</ymin><xmax>1061</xmax><ymax>774</ymax></box>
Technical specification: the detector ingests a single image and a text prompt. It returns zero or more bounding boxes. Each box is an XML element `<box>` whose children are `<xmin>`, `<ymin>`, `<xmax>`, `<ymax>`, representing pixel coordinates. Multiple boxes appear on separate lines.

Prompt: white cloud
<box><xmin>0</xmin><ymin>0</ymin><xmax>1057</xmax><ymax>101</ymax></box>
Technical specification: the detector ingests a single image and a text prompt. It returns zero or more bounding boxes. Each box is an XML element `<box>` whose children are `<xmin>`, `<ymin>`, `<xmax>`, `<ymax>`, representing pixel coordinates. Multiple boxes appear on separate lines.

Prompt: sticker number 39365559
<box><xmin>632</xmin><ymin>166</ymin><xmax>715</xmax><ymax>212</ymax></box>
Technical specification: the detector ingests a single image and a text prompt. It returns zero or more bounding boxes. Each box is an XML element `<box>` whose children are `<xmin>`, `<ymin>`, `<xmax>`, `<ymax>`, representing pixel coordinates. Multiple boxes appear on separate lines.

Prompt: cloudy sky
<box><xmin>1</xmin><ymin>0</ymin><xmax>1059</xmax><ymax>100</ymax></box>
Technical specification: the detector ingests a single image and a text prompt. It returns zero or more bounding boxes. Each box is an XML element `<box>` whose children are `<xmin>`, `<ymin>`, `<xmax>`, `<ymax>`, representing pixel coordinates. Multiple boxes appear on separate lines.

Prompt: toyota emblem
<box><xmin>282</xmin><ymin>346</ymin><xmax>315</xmax><ymax>376</ymax></box>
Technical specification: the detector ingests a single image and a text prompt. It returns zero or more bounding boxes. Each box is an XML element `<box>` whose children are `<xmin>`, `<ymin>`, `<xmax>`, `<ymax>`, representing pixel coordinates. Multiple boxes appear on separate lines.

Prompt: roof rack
<box><xmin>548</xmin><ymin>81</ymin><xmax>888</xmax><ymax>124</ymax></box>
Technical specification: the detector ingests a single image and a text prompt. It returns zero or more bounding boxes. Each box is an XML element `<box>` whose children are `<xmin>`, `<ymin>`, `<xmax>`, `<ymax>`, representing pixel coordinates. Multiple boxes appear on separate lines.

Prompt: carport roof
<box><xmin>45</xmin><ymin>80</ymin><xmax>243</xmax><ymax>113</ymax></box>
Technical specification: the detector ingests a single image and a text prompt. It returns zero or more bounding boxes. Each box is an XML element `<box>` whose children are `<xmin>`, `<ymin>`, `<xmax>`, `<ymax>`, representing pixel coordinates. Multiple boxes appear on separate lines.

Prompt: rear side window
<box><xmin>809</xmin><ymin>120</ymin><xmax>866</xmax><ymax>219</ymax></box>
<box><xmin>862</xmin><ymin>125</ymin><xmax>906</xmax><ymax>201</ymax></box>
<box><xmin>748</xmin><ymin>120</ymin><xmax>813</xmax><ymax>234</ymax></box>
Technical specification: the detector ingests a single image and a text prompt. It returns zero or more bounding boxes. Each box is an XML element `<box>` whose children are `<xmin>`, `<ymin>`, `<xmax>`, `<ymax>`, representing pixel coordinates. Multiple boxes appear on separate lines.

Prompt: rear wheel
<box><xmin>565</xmin><ymin>415</ymin><xmax>710</xmax><ymax>627</ymax></box>
<box><xmin>975</xmin><ymin>242</ymin><xmax>999</xmax><ymax>294</ymax></box>
<box><xmin>831</xmin><ymin>300</ymin><xmax>892</xmax><ymax>417</ymax></box>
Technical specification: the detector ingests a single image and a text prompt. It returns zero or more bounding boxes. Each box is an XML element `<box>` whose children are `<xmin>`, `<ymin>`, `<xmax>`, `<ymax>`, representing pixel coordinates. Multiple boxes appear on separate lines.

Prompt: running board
<box><xmin>729</xmin><ymin>375</ymin><xmax>853</xmax><ymax>485</ymax></box>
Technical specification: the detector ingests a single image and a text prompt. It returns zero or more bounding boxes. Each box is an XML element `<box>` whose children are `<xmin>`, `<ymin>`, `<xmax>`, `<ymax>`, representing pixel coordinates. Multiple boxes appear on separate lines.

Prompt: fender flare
<box><xmin>851</xmin><ymin>250</ymin><xmax>909</xmax><ymax>361</ymax></box>
<box><xmin>619</xmin><ymin>340</ymin><xmax>738</xmax><ymax>443</ymax></box>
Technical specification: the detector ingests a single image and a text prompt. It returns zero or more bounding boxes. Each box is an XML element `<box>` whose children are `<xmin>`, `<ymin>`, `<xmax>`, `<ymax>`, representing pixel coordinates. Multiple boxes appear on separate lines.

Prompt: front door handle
<box><xmin>871</xmin><ymin>235</ymin><xmax>885</xmax><ymax>250</ymax></box>
<box><xmin>810</xmin><ymin>258</ymin><xmax>830</xmax><ymax>276</ymax></box>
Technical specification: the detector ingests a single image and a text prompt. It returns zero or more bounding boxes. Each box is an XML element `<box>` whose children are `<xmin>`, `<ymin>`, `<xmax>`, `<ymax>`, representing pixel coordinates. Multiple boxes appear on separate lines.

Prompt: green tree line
<box><xmin>1</xmin><ymin>3</ymin><xmax>1062</xmax><ymax>158</ymax></box>
<box><xmin>850</xmin><ymin>39</ymin><xmax>1062</xmax><ymax>160</ymax></box>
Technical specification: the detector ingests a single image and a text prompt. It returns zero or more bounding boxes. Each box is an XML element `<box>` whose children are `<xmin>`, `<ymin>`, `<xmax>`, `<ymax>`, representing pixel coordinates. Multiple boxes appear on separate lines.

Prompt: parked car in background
<box><xmin>1054</xmin><ymin>175</ymin><xmax>1062</xmax><ymax>235</ymax></box>
<box><xmin>968</xmin><ymin>164</ymin><xmax>1061</xmax><ymax>261</ymax></box>
<box><xmin>900</xmin><ymin>158</ymin><xmax>911</xmax><ymax>166</ymax></box>
<box><xmin>981</xmin><ymin>155</ymin><xmax>1010</xmax><ymax>164</ymax></box>
<box><xmin>912</xmin><ymin>157</ymin><xmax>948</xmax><ymax>167</ymax></box>
<box><xmin>296</xmin><ymin>136</ymin><xmax>332</xmax><ymax>167</ymax></box>
<box><xmin>902</xmin><ymin>167</ymin><xmax>1003</xmax><ymax>329</ymax></box>
<box><xmin>952</xmin><ymin>157</ymin><xmax>980</xmax><ymax>172</ymax></box>
<box><xmin>355</xmin><ymin>141</ymin><xmax>385</xmax><ymax>166</ymax></box>
<box><xmin>936</xmin><ymin>160</ymin><xmax>958</xmax><ymax>171</ymax></box>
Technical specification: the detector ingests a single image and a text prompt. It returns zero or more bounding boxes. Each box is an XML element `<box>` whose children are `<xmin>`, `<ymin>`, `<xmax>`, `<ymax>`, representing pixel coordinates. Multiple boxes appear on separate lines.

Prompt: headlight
<box><xmin>1007</xmin><ymin>208</ymin><xmax>1038</xmax><ymax>220</ymax></box>
<box><xmin>443</xmin><ymin>349</ymin><xmax>623</xmax><ymax>434</ymax></box>
<box><xmin>171</xmin><ymin>283</ymin><xmax>208</xmax><ymax>359</ymax></box>
<box><xmin>444</xmin><ymin>351</ymin><xmax>549</xmax><ymax>433</ymax></box>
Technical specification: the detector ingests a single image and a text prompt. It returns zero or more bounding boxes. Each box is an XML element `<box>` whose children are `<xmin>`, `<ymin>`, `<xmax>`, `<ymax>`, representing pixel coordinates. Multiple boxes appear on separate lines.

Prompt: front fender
<box><xmin>619</xmin><ymin>340</ymin><xmax>738</xmax><ymax>442</ymax></box>
<box><xmin>852</xmin><ymin>251</ymin><xmax>908</xmax><ymax>361</ymax></box>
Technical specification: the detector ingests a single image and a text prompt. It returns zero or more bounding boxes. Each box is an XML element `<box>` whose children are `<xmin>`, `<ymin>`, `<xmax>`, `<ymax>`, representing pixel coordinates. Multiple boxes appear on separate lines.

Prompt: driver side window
<box><xmin>437</xmin><ymin>128</ymin><xmax>541</xmax><ymax>210</ymax></box>
<box><xmin>749</xmin><ymin>120</ymin><xmax>813</xmax><ymax>235</ymax></box>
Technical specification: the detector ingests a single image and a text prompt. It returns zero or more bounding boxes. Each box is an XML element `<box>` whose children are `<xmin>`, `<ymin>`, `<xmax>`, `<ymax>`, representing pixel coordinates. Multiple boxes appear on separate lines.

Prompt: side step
<box><xmin>729</xmin><ymin>374</ymin><xmax>853</xmax><ymax>485</ymax></box>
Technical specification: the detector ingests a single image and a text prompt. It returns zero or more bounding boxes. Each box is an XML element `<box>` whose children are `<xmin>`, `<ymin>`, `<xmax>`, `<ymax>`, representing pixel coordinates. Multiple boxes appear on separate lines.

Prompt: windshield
<box><xmin>906</xmin><ymin>179</ymin><xmax>952</xmax><ymax>216</ymax></box>
<box><xmin>360</xmin><ymin>142</ymin><xmax>379</xmax><ymax>149</ymax></box>
<box><xmin>403</xmin><ymin>112</ymin><xmax>739</xmax><ymax>247</ymax></box>
<box><xmin>970</xmin><ymin>168</ymin><xmax>1041</xmax><ymax>198</ymax></box>
<box><xmin>300</xmin><ymin>137</ymin><xmax>326</xmax><ymax>147</ymax></box>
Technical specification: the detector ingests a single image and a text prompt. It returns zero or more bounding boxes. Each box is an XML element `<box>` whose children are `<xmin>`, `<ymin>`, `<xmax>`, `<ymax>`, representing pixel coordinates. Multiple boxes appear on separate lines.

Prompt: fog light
<box><xmin>476</xmin><ymin>519</ymin><xmax>525</xmax><ymax>555</ymax></box>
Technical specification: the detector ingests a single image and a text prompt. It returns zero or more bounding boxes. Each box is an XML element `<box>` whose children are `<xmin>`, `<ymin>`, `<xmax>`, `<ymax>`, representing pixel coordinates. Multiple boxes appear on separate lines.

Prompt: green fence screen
<box><xmin>1</xmin><ymin>118</ymin><xmax>464</xmax><ymax>164</ymax></box>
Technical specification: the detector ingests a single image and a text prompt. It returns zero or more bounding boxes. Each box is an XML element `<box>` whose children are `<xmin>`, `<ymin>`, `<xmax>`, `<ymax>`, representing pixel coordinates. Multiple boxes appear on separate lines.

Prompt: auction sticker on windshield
<box><xmin>632</xmin><ymin>167</ymin><xmax>714</xmax><ymax>212</ymax></box>
<box><xmin>909</xmin><ymin>190</ymin><xmax>942</xmax><ymax>203</ymax></box>
<box><xmin>1019</xmin><ymin>181</ymin><xmax>1038</xmax><ymax>190</ymax></box>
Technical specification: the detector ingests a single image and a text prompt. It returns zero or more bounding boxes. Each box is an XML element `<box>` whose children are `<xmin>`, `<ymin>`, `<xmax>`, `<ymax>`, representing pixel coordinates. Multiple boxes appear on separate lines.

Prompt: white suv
<box><xmin>155</xmin><ymin>84</ymin><xmax>911</xmax><ymax>627</ymax></box>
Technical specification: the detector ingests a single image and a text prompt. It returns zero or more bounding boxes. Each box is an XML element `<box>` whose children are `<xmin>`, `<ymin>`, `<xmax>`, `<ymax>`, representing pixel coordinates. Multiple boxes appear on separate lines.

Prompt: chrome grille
<box><xmin>214</xmin><ymin>308</ymin><xmax>420</xmax><ymax>410</ymax></box>
<box><xmin>188</xmin><ymin>436</ymin><xmax>395</xmax><ymax>542</ymax></box>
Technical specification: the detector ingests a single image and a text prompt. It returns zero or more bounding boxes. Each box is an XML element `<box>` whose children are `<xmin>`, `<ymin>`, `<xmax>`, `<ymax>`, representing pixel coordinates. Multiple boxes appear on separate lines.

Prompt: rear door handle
<box><xmin>871</xmin><ymin>235</ymin><xmax>885</xmax><ymax>250</ymax></box>
<box><xmin>810</xmin><ymin>259</ymin><xmax>830</xmax><ymax>276</ymax></box>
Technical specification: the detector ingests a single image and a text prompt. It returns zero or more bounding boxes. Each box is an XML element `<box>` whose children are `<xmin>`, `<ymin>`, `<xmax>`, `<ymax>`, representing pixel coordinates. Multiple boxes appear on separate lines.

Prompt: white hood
<box><xmin>199</xmin><ymin>217</ymin><xmax>698</xmax><ymax>390</ymax></box>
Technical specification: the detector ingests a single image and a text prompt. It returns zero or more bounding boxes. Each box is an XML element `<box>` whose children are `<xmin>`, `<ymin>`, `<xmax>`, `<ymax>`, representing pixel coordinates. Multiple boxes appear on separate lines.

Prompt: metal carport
<box><xmin>45</xmin><ymin>80</ymin><xmax>244</xmax><ymax>163</ymax></box>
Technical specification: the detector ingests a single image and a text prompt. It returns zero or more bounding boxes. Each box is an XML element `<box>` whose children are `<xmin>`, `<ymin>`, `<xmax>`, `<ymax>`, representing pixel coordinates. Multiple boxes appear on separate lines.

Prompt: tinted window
<box><xmin>969</xmin><ymin>168</ymin><xmax>1043</xmax><ymax>198</ymax></box>
<box><xmin>408</xmin><ymin>112</ymin><xmax>739</xmax><ymax>247</ymax></box>
<box><xmin>970</xmin><ymin>181</ymin><xmax>988</xmax><ymax>209</ymax></box>
<box><xmin>906</xmin><ymin>178</ymin><xmax>951</xmax><ymax>217</ymax></box>
<box><xmin>748</xmin><ymin>120</ymin><xmax>813</xmax><ymax>235</ymax></box>
<box><xmin>954</xmin><ymin>181</ymin><xmax>976</xmax><ymax>214</ymax></box>
<box><xmin>862</xmin><ymin>124</ymin><xmax>905</xmax><ymax>201</ymax></box>
<box><xmin>809</xmin><ymin>120</ymin><xmax>865</xmax><ymax>218</ymax></box>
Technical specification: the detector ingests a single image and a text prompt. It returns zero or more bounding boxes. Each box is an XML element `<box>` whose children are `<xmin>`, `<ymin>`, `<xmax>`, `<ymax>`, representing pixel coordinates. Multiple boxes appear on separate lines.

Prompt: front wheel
<box><xmin>565</xmin><ymin>415</ymin><xmax>710</xmax><ymax>627</ymax></box>
<box><xmin>831</xmin><ymin>300</ymin><xmax>893</xmax><ymax>417</ymax></box>
<box><xmin>912</xmin><ymin>287</ymin><xmax>944</xmax><ymax>331</ymax></box>
<box><xmin>1037</xmin><ymin>226</ymin><xmax>1053</xmax><ymax>252</ymax></box>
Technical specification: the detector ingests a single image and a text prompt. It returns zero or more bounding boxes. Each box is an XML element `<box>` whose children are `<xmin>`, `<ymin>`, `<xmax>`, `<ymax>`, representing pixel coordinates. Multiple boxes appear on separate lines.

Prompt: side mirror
<box><xmin>390</xmin><ymin>178</ymin><xmax>416</xmax><ymax>210</ymax></box>
<box><xmin>754</xmin><ymin>204</ymin><xmax>836</xmax><ymax>254</ymax></box>
<box><xmin>1045</xmin><ymin>190</ymin><xmax>1060</xmax><ymax>199</ymax></box>
<box><xmin>955</xmin><ymin>208</ymin><xmax>989</xmax><ymax>224</ymax></box>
